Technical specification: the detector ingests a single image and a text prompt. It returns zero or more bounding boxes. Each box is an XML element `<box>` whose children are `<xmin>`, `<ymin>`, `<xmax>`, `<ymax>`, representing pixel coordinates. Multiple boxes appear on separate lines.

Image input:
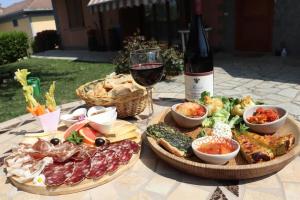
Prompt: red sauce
<box><xmin>197</xmin><ymin>142</ymin><xmax>235</xmax><ymax>155</ymax></box>
<box><xmin>247</xmin><ymin>108</ymin><xmax>279</xmax><ymax>124</ymax></box>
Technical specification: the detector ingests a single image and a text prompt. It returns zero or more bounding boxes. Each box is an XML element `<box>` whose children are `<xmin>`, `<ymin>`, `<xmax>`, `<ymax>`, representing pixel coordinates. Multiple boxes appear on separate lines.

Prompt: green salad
<box><xmin>199</xmin><ymin>91</ymin><xmax>262</xmax><ymax>129</ymax></box>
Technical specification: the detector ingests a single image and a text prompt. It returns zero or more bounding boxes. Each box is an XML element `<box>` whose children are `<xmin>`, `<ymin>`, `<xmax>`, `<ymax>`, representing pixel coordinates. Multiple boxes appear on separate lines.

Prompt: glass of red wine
<box><xmin>130</xmin><ymin>48</ymin><xmax>164</xmax><ymax>118</ymax></box>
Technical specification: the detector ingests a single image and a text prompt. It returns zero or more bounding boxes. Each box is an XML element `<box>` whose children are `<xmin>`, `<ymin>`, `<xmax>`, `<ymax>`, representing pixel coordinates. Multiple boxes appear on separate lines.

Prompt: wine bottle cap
<box><xmin>194</xmin><ymin>0</ymin><xmax>203</xmax><ymax>15</ymax></box>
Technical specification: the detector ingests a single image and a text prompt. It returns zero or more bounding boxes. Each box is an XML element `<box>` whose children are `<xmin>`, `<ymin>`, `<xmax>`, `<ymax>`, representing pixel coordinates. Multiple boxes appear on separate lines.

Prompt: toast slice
<box><xmin>146</xmin><ymin>123</ymin><xmax>192</xmax><ymax>157</ymax></box>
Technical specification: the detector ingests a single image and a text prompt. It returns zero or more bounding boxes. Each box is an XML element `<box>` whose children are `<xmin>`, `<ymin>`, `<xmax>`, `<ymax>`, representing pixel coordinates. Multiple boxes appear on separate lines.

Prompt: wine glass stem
<box><xmin>146</xmin><ymin>87</ymin><xmax>154</xmax><ymax>117</ymax></box>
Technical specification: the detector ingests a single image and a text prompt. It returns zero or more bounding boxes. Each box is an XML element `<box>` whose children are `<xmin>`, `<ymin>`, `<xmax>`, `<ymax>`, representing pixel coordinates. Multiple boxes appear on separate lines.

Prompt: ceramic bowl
<box><xmin>87</xmin><ymin>107</ymin><xmax>117</xmax><ymax>135</ymax></box>
<box><xmin>60</xmin><ymin>108</ymin><xmax>87</xmax><ymax>127</ymax></box>
<box><xmin>171</xmin><ymin>103</ymin><xmax>208</xmax><ymax>128</ymax></box>
<box><xmin>192</xmin><ymin>136</ymin><xmax>240</xmax><ymax>165</ymax></box>
<box><xmin>243</xmin><ymin>105</ymin><xmax>288</xmax><ymax>134</ymax></box>
<box><xmin>87</xmin><ymin>106</ymin><xmax>106</xmax><ymax>118</ymax></box>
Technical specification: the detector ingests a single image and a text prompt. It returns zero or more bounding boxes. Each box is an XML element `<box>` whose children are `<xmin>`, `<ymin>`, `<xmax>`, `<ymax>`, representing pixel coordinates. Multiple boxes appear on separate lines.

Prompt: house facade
<box><xmin>52</xmin><ymin>0</ymin><xmax>300</xmax><ymax>55</ymax></box>
<box><xmin>0</xmin><ymin>0</ymin><xmax>56</xmax><ymax>38</ymax></box>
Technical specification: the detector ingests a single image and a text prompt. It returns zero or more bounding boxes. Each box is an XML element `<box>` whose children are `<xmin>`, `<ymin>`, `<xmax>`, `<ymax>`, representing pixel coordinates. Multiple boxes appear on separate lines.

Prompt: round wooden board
<box><xmin>146</xmin><ymin>108</ymin><xmax>300</xmax><ymax>180</ymax></box>
<box><xmin>9</xmin><ymin>120</ymin><xmax>141</xmax><ymax>196</ymax></box>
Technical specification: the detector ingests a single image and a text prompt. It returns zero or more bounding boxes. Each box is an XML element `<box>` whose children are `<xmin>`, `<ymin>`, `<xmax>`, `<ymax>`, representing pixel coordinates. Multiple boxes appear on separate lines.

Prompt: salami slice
<box><xmin>71</xmin><ymin>151</ymin><xmax>87</xmax><ymax>161</ymax></box>
<box><xmin>103</xmin><ymin>150</ymin><xmax>120</xmax><ymax>174</ymax></box>
<box><xmin>127</xmin><ymin>140</ymin><xmax>140</xmax><ymax>154</ymax></box>
<box><xmin>108</xmin><ymin>140</ymin><xmax>140</xmax><ymax>154</ymax></box>
<box><xmin>43</xmin><ymin>162</ymin><xmax>74</xmax><ymax>186</ymax></box>
<box><xmin>118</xmin><ymin>149</ymin><xmax>133</xmax><ymax>165</ymax></box>
<box><xmin>86</xmin><ymin>152</ymin><xmax>107</xmax><ymax>180</ymax></box>
<box><xmin>65</xmin><ymin>158</ymin><xmax>91</xmax><ymax>185</ymax></box>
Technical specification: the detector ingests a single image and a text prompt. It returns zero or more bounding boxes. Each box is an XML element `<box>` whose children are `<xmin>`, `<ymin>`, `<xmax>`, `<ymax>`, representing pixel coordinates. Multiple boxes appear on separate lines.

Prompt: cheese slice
<box><xmin>106</xmin><ymin>131</ymin><xmax>139</xmax><ymax>143</ymax></box>
<box><xmin>24</xmin><ymin>132</ymin><xmax>51</xmax><ymax>138</ymax></box>
<box><xmin>109</xmin><ymin>123</ymin><xmax>137</xmax><ymax>137</ymax></box>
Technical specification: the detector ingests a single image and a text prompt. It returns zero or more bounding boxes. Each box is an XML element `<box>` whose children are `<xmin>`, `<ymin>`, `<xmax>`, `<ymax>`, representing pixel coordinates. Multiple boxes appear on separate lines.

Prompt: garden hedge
<box><xmin>0</xmin><ymin>31</ymin><xmax>29</xmax><ymax>65</ymax></box>
<box><xmin>32</xmin><ymin>30</ymin><xmax>60</xmax><ymax>53</ymax></box>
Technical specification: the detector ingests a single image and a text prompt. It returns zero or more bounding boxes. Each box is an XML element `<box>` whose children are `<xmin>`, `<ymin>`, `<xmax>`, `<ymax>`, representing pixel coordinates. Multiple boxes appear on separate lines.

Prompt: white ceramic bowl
<box><xmin>87</xmin><ymin>106</ymin><xmax>106</xmax><ymax>118</ymax></box>
<box><xmin>171</xmin><ymin>103</ymin><xmax>208</xmax><ymax>128</ymax></box>
<box><xmin>87</xmin><ymin>107</ymin><xmax>117</xmax><ymax>135</ymax></box>
<box><xmin>60</xmin><ymin>108</ymin><xmax>87</xmax><ymax>127</ymax></box>
<box><xmin>243</xmin><ymin>105</ymin><xmax>288</xmax><ymax>134</ymax></box>
<box><xmin>192</xmin><ymin>136</ymin><xmax>240</xmax><ymax>165</ymax></box>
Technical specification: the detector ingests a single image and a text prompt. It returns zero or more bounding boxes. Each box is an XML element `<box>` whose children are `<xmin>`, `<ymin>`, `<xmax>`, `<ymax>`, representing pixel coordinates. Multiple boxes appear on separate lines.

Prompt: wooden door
<box><xmin>235</xmin><ymin>0</ymin><xmax>274</xmax><ymax>52</ymax></box>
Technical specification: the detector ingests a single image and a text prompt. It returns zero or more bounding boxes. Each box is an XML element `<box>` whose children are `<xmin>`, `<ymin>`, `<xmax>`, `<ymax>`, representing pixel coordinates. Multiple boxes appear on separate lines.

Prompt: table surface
<box><xmin>1</xmin><ymin>57</ymin><xmax>300</xmax><ymax>199</ymax></box>
<box><xmin>0</xmin><ymin>101</ymin><xmax>299</xmax><ymax>200</ymax></box>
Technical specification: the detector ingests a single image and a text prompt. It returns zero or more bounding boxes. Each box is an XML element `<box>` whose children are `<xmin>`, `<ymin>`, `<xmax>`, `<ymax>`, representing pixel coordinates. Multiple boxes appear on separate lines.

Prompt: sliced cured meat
<box><xmin>96</xmin><ymin>143</ymin><xmax>109</xmax><ymax>152</ymax></box>
<box><xmin>118</xmin><ymin>149</ymin><xmax>133</xmax><ymax>165</ymax></box>
<box><xmin>32</xmin><ymin>139</ymin><xmax>53</xmax><ymax>152</ymax></box>
<box><xmin>86</xmin><ymin>152</ymin><xmax>107</xmax><ymax>180</ymax></box>
<box><xmin>126</xmin><ymin>140</ymin><xmax>140</xmax><ymax>154</ymax></box>
<box><xmin>87</xmin><ymin>147</ymin><xmax>97</xmax><ymax>157</ymax></box>
<box><xmin>65</xmin><ymin>158</ymin><xmax>91</xmax><ymax>185</ymax></box>
<box><xmin>103</xmin><ymin>150</ymin><xmax>120</xmax><ymax>174</ymax></box>
<box><xmin>43</xmin><ymin>162</ymin><xmax>74</xmax><ymax>186</ymax></box>
<box><xmin>107</xmin><ymin>140</ymin><xmax>140</xmax><ymax>154</ymax></box>
<box><xmin>51</xmin><ymin>142</ymin><xmax>80</xmax><ymax>163</ymax></box>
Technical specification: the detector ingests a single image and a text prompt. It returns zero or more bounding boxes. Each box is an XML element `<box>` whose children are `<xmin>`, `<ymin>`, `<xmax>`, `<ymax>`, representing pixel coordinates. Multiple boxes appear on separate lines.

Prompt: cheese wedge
<box><xmin>106</xmin><ymin>131</ymin><xmax>139</xmax><ymax>143</ymax></box>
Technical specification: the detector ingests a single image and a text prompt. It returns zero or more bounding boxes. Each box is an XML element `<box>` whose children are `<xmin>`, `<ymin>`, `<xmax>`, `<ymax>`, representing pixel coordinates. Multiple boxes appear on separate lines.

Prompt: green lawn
<box><xmin>0</xmin><ymin>58</ymin><xmax>115</xmax><ymax>123</ymax></box>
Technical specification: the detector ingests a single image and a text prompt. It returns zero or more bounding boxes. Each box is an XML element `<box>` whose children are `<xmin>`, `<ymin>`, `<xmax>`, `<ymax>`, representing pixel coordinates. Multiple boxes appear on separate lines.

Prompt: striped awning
<box><xmin>88</xmin><ymin>0</ymin><xmax>166</xmax><ymax>12</ymax></box>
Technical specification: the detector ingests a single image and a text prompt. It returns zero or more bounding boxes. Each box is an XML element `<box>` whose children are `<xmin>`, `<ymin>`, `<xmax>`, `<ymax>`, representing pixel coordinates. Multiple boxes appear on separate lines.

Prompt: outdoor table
<box><xmin>1</xmin><ymin>71</ymin><xmax>300</xmax><ymax>199</ymax></box>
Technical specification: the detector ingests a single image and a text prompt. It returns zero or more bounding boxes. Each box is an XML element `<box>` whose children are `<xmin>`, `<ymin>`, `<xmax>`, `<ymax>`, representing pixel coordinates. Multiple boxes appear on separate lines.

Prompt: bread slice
<box><xmin>158</xmin><ymin>138</ymin><xmax>186</xmax><ymax>157</ymax></box>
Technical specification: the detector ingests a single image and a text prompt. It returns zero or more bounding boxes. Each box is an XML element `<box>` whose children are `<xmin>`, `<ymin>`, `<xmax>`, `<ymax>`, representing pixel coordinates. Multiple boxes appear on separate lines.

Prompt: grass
<box><xmin>0</xmin><ymin>58</ymin><xmax>115</xmax><ymax>123</ymax></box>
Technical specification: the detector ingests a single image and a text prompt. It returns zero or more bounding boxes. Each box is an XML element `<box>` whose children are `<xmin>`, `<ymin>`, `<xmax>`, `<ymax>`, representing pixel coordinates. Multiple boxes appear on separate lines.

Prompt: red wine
<box><xmin>130</xmin><ymin>63</ymin><xmax>164</xmax><ymax>87</ymax></box>
<box><xmin>184</xmin><ymin>0</ymin><xmax>214</xmax><ymax>101</ymax></box>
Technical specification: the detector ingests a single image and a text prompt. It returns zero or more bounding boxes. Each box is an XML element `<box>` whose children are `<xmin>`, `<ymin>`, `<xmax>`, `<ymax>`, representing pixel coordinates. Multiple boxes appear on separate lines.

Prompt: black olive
<box><xmin>50</xmin><ymin>138</ymin><xmax>60</xmax><ymax>145</ymax></box>
<box><xmin>95</xmin><ymin>137</ymin><xmax>106</xmax><ymax>147</ymax></box>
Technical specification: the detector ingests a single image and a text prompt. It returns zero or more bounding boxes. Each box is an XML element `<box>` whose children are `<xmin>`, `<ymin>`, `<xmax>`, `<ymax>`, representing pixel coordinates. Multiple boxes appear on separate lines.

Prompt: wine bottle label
<box><xmin>185</xmin><ymin>71</ymin><xmax>214</xmax><ymax>101</ymax></box>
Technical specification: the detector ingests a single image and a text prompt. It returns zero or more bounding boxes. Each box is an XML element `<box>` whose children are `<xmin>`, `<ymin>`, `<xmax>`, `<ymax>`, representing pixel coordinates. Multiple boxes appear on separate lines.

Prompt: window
<box><xmin>66</xmin><ymin>0</ymin><xmax>84</xmax><ymax>28</ymax></box>
<box><xmin>12</xmin><ymin>19</ymin><xmax>18</xmax><ymax>27</ymax></box>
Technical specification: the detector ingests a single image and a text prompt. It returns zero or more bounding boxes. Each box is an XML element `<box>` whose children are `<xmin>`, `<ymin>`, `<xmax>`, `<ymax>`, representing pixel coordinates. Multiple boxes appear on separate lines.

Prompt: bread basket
<box><xmin>76</xmin><ymin>75</ymin><xmax>147</xmax><ymax>118</ymax></box>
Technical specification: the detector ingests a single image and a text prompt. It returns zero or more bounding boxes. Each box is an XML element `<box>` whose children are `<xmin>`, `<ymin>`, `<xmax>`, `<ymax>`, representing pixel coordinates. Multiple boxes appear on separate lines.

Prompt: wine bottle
<box><xmin>184</xmin><ymin>0</ymin><xmax>214</xmax><ymax>101</ymax></box>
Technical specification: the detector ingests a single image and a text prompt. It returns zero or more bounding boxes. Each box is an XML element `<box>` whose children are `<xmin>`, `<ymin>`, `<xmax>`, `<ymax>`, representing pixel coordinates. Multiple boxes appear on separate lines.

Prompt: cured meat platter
<box><xmin>6</xmin><ymin>120</ymin><xmax>141</xmax><ymax>196</ymax></box>
<box><xmin>146</xmin><ymin>108</ymin><xmax>300</xmax><ymax>180</ymax></box>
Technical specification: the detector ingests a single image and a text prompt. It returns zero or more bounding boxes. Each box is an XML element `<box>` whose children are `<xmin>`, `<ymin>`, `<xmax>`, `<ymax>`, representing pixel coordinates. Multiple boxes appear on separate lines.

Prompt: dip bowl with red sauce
<box><xmin>171</xmin><ymin>102</ymin><xmax>208</xmax><ymax>128</ymax></box>
<box><xmin>243</xmin><ymin>105</ymin><xmax>288</xmax><ymax>134</ymax></box>
<box><xmin>192</xmin><ymin>136</ymin><xmax>240</xmax><ymax>165</ymax></box>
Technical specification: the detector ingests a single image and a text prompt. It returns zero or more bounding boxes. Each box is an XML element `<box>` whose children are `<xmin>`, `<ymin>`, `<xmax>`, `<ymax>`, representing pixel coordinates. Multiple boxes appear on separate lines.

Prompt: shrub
<box><xmin>113</xmin><ymin>33</ymin><xmax>183</xmax><ymax>76</ymax></box>
<box><xmin>32</xmin><ymin>30</ymin><xmax>60</xmax><ymax>53</ymax></box>
<box><xmin>0</xmin><ymin>31</ymin><xmax>29</xmax><ymax>65</ymax></box>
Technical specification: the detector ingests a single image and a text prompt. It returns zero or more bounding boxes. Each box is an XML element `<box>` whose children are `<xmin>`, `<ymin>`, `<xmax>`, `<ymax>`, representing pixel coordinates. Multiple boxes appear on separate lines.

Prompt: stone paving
<box><xmin>0</xmin><ymin>53</ymin><xmax>300</xmax><ymax>200</ymax></box>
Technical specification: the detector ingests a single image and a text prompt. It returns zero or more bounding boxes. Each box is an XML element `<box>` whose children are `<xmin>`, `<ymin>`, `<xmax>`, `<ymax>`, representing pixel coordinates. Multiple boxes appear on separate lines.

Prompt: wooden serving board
<box><xmin>146</xmin><ymin>108</ymin><xmax>300</xmax><ymax>180</ymax></box>
<box><xmin>9</xmin><ymin>120</ymin><xmax>141</xmax><ymax>196</ymax></box>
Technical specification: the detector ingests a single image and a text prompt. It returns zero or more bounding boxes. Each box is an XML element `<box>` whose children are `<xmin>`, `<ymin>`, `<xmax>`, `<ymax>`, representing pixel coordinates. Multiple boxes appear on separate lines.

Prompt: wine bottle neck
<box><xmin>194</xmin><ymin>0</ymin><xmax>203</xmax><ymax>16</ymax></box>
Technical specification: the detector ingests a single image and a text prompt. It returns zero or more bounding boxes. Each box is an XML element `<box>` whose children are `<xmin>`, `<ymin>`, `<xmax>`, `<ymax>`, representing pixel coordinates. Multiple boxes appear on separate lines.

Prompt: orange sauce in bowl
<box><xmin>197</xmin><ymin>141</ymin><xmax>236</xmax><ymax>155</ymax></box>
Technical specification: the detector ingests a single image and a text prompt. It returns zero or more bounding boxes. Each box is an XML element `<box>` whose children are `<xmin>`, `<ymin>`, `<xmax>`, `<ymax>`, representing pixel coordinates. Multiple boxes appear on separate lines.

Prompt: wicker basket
<box><xmin>76</xmin><ymin>79</ymin><xmax>147</xmax><ymax>118</ymax></box>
